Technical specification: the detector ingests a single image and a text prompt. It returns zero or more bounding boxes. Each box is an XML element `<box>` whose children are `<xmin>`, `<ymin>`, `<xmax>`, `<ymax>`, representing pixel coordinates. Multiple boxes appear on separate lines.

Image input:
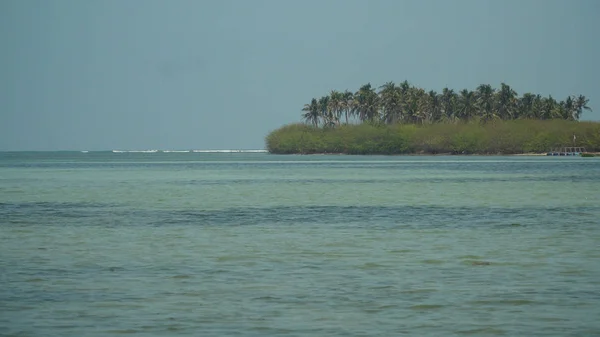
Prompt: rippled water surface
<box><xmin>1</xmin><ymin>152</ymin><xmax>600</xmax><ymax>336</ymax></box>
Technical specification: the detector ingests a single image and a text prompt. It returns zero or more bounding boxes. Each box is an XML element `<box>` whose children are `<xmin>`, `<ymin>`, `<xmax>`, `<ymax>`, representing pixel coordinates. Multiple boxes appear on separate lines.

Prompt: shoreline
<box><xmin>266</xmin><ymin>121</ymin><xmax>600</xmax><ymax>156</ymax></box>
<box><xmin>268</xmin><ymin>152</ymin><xmax>600</xmax><ymax>156</ymax></box>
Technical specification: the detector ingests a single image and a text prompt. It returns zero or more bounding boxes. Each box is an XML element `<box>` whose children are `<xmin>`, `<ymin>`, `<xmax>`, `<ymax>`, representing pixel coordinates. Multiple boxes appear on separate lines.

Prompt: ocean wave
<box><xmin>112</xmin><ymin>150</ymin><xmax>159</xmax><ymax>153</ymax></box>
<box><xmin>109</xmin><ymin>149</ymin><xmax>266</xmax><ymax>154</ymax></box>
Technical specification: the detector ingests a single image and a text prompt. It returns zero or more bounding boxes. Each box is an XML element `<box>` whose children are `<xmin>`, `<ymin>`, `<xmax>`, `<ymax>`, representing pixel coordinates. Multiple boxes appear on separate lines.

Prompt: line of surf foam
<box><xmin>112</xmin><ymin>150</ymin><xmax>159</xmax><ymax>153</ymax></box>
<box><xmin>110</xmin><ymin>149</ymin><xmax>267</xmax><ymax>153</ymax></box>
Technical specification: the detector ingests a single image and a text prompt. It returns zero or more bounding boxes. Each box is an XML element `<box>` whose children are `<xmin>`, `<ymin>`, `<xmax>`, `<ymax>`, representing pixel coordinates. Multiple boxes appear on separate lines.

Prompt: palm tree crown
<box><xmin>301</xmin><ymin>81</ymin><xmax>591</xmax><ymax>127</ymax></box>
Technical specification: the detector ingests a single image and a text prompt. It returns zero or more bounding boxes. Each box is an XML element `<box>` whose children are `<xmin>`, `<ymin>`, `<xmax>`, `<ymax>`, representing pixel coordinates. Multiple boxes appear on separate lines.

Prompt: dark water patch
<box><xmin>469</xmin><ymin>261</ymin><xmax>492</xmax><ymax>266</ymax></box>
<box><xmin>559</xmin><ymin>269</ymin><xmax>587</xmax><ymax>275</ymax></box>
<box><xmin>0</xmin><ymin>201</ymin><xmax>114</xmax><ymax>210</ymax></box>
<box><xmin>91</xmin><ymin>302</ymin><xmax>146</xmax><ymax>309</ymax></box>
<box><xmin>175</xmin><ymin>173</ymin><xmax>600</xmax><ymax>186</ymax></box>
<box><xmin>455</xmin><ymin>326</ymin><xmax>507</xmax><ymax>335</ymax></box>
<box><xmin>24</xmin><ymin>278</ymin><xmax>44</xmax><ymax>282</ymax></box>
<box><xmin>135</xmin><ymin>205</ymin><xmax>600</xmax><ymax>229</ymax></box>
<box><xmin>400</xmin><ymin>288</ymin><xmax>438</xmax><ymax>294</ymax></box>
<box><xmin>1</xmin><ymin>305</ymin><xmax>37</xmax><ymax>311</ymax></box>
<box><xmin>535</xmin><ymin>316</ymin><xmax>570</xmax><ymax>322</ymax></box>
<box><xmin>0</xmin><ymin>201</ymin><xmax>122</xmax><ymax>224</ymax></box>
<box><xmin>252</xmin><ymin>295</ymin><xmax>281</xmax><ymax>301</ymax></box>
<box><xmin>491</xmin><ymin>223</ymin><xmax>524</xmax><ymax>228</ymax></box>
<box><xmin>409</xmin><ymin>304</ymin><xmax>445</xmax><ymax>310</ymax></box>
<box><xmin>2</xmin><ymin>289</ymin><xmax>88</xmax><ymax>304</ymax></box>
<box><xmin>358</xmin><ymin>262</ymin><xmax>386</xmax><ymax>269</ymax></box>
<box><xmin>106</xmin><ymin>329</ymin><xmax>138</xmax><ymax>334</ymax></box>
<box><xmin>468</xmin><ymin>299</ymin><xmax>536</xmax><ymax>306</ymax></box>
<box><xmin>166</xmin><ymin>325</ymin><xmax>186</xmax><ymax>332</ymax></box>
<box><xmin>368</xmin><ymin>284</ymin><xmax>396</xmax><ymax>291</ymax></box>
<box><xmin>215</xmin><ymin>255</ymin><xmax>256</xmax><ymax>262</ymax></box>
<box><xmin>3</xmin><ymin>203</ymin><xmax>600</xmax><ymax>230</ymax></box>
<box><xmin>390</xmin><ymin>249</ymin><xmax>414</xmax><ymax>253</ymax></box>
<box><xmin>171</xmin><ymin>274</ymin><xmax>193</xmax><ymax>279</ymax></box>
<box><xmin>248</xmin><ymin>327</ymin><xmax>295</xmax><ymax>334</ymax></box>
<box><xmin>107</xmin><ymin>266</ymin><xmax>125</xmax><ymax>272</ymax></box>
<box><xmin>362</xmin><ymin>303</ymin><xmax>399</xmax><ymax>313</ymax></box>
<box><xmin>422</xmin><ymin>259</ymin><xmax>445</xmax><ymax>265</ymax></box>
<box><xmin>0</xmin><ymin>188</ymin><xmax>26</xmax><ymax>194</ymax></box>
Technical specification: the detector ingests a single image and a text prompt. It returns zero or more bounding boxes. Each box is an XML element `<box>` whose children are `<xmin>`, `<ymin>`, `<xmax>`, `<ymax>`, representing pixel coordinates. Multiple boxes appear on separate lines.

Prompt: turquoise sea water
<box><xmin>1</xmin><ymin>151</ymin><xmax>599</xmax><ymax>336</ymax></box>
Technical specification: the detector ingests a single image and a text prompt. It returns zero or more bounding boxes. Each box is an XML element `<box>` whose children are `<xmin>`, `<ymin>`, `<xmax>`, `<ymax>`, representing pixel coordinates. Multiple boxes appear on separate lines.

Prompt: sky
<box><xmin>1</xmin><ymin>0</ymin><xmax>599</xmax><ymax>151</ymax></box>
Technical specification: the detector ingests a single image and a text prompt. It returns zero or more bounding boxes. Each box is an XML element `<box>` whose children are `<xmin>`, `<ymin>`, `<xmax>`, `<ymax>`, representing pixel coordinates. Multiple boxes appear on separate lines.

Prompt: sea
<box><xmin>1</xmin><ymin>151</ymin><xmax>599</xmax><ymax>336</ymax></box>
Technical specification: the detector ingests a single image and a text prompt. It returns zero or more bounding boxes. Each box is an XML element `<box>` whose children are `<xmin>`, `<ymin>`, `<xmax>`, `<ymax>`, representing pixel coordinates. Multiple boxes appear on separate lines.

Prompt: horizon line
<box><xmin>0</xmin><ymin>149</ymin><xmax>268</xmax><ymax>153</ymax></box>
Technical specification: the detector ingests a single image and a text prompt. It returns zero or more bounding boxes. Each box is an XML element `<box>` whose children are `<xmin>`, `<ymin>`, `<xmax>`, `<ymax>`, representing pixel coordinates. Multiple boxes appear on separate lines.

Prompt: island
<box><xmin>266</xmin><ymin>81</ymin><xmax>599</xmax><ymax>155</ymax></box>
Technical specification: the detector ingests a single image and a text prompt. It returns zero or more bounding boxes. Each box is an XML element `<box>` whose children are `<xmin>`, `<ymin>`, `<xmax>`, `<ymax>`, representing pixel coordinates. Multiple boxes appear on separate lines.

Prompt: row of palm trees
<box><xmin>301</xmin><ymin>81</ymin><xmax>591</xmax><ymax>127</ymax></box>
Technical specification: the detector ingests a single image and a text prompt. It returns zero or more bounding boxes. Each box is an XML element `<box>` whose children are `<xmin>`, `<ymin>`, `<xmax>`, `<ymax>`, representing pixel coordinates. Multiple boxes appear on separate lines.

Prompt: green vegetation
<box><xmin>266</xmin><ymin>81</ymin><xmax>597</xmax><ymax>154</ymax></box>
<box><xmin>266</xmin><ymin>120</ymin><xmax>600</xmax><ymax>155</ymax></box>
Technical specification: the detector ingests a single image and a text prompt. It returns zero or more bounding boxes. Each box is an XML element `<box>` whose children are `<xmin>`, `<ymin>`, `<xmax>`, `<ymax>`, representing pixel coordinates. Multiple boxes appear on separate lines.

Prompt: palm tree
<box><xmin>540</xmin><ymin>95</ymin><xmax>557</xmax><ymax>120</ymax></box>
<box><xmin>531</xmin><ymin>94</ymin><xmax>544</xmax><ymax>119</ymax></box>
<box><xmin>302</xmin><ymin>98</ymin><xmax>320</xmax><ymax>127</ymax></box>
<box><xmin>560</xmin><ymin>96</ymin><xmax>575</xmax><ymax>120</ymax></box>
<box><xmin>517</xmin><ymin>93</ymin><xmax>535</xmax><ymax>119</ymax></box>
<box><xmin>457</xmin><ymin>89</ymin><xmax>476</xmax><ymax>121</ymax></box>
<box><xmin>475</xmin><ymin>84</ymin><xmax>497</xmax><ymax>123</ymax></box>
<box><xmin>495</xmin><ymin>83</ymin><xmax>518</xmax><ymax>120</ymax></box>
<box><xmin>355</xmin><ymin>83</ymin><xmax>380</xmax><ymax>122</ymax></box>
<box><xmin>426</xmin><ymin>90</ymin><xmax>441</xmax><ymax>123</ymax></box>
<box><xmin>412</xmin><ymin>88</ymin><xmax>429</xmax><ymax>124</ymax></box>
<box><xmin>328</xmin><ymin>90</ymin><xmax>344</xmax><ymax>126</ymax></box>
<box><xmin>379</xmin><ymin>81</ymin><xmax>402</xmax><ymax>124</ymax></box>
<box><xmin>402</xmin><ymin>88</ymin><xmax>420</xmax><ymax>123</ymax></box>
<box><xmin>318</xmin><ymin>95</ymin><xmax>334</xmax><ymax>127</ymax></box>
<box><xmin>574</xmin><ymin>95</ymin><xmax>592</xmax><ymax>120</ymax></box>
<box><xmin>341</xmin><ymin>90</ymin><xmax>355</xmax><ymax>124</ymax></box>
<box><xmin>398</xmin><ymin>80</ymin><xmax>411</xmax><ymax>96</ymax></box>
<box><xmin>398</xmin><ymin>80</ymin><xmax>412</xmax><ymax>122</ymax></box>
<box><xmin>440</xmin><ymin>88</ymin><xmax>457</xmax><ymax>122</ymax></box>
<box><xmin>300</xmin><ymin>81</ymin><xmax>591</xmax><ymax>126</ymax></box>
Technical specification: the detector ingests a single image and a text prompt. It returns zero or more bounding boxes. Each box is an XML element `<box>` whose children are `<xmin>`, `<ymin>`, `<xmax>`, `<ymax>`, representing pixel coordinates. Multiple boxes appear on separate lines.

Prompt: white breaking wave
<box><xmin>112</xmin><ymin>150</ymin><xmax>159</xmax><ymax>153</ymax></box>
<box><xmin>111</xmin><ymin>149</ymin><xmax>266</xmax><ymax>153</ymax></box>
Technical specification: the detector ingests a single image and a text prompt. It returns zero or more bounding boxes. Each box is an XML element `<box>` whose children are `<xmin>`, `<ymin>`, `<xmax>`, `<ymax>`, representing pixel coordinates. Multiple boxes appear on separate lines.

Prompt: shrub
<box><xmin>265</xmin><ymin>120</ymin><xmax>600</xmax><ymax>155</ymax></box>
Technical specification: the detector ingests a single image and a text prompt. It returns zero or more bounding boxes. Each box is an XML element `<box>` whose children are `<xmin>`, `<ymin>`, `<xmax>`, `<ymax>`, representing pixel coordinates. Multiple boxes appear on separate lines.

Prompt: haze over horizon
<box><xmin>1</xmin><ymin>0</ymin><xmax>599</xmax><ymax>151</ymax></box>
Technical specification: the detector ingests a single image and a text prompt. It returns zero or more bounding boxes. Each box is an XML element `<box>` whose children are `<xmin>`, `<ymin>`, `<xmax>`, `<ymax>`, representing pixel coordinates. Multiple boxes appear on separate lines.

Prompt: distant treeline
<box><xmin>266</xmin><ymin>120</ymin><xmax>600</xmax><ymax>155</ymax></box>
<box><xmin>265</xmin><ymin>81</ymin><xmax>597</xmax><ymax>155</ymax></box>
<box><xmin>300</xmin><ymin>81</ymin><xmax>591</xmax><ymax>126</ymax></box>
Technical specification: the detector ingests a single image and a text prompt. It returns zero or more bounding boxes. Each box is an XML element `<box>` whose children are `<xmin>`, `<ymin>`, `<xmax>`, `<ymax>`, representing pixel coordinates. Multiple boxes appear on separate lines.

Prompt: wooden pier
<box><xmin>546</xmin><ymin>146</ymin><xmax>587</xmax><ymax>156</ymax></box>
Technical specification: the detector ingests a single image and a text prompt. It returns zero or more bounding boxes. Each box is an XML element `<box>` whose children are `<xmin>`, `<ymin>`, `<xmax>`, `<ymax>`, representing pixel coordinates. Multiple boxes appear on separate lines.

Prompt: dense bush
<box><xmin>265</xmin><ymin>120</ymin><xmax>600</xmax><ymax>155</ymax></box>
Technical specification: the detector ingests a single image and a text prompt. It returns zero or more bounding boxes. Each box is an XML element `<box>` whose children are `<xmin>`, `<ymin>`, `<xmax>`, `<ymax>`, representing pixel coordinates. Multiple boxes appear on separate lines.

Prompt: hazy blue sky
<box><xmin>1</xmin><ymin>0</ymin><xmax>599</xmax><ymax>150</ymax></box>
